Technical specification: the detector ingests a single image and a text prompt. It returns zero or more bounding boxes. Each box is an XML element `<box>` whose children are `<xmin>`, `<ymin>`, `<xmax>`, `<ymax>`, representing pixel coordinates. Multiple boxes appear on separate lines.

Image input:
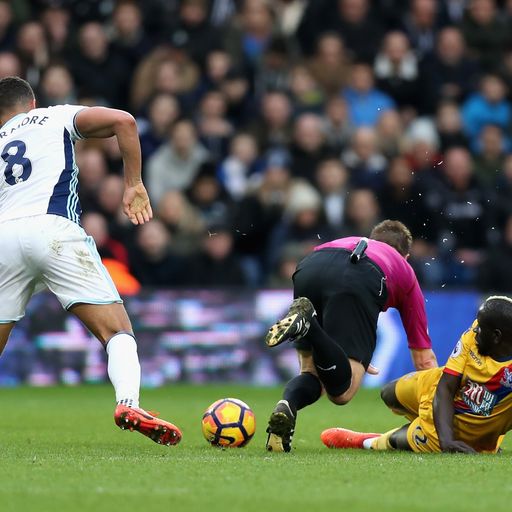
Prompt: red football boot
<box><xmin>321</xmin><ymin>428</ymin><xmax>380</xmax><ymax>449</ymax></box>
<box><xmin>114</xmin><ymin>405</ymin><xmax>182</xmax><ymax>446</ymax></box>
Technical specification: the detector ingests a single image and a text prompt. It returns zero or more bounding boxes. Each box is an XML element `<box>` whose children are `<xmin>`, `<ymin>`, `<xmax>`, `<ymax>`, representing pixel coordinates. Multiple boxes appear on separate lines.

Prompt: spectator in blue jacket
<box><xmin>461</xmin><ymin>74</ymin><xmax>511</xmax><ymax>151</ymax></box>
<box><xmin>342</xmin><ymin>62</ymin><xmax>395</xmax><ymax>127</ymax></box>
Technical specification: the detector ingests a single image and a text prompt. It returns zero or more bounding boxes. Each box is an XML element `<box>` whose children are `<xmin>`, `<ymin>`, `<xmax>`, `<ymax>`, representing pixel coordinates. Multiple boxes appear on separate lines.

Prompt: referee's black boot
<box><xmin>265</xmin><ymin>297</ymin><xmax>316</xmax><ymax>348</ymax></box>
<box><xmin>266</xmin><ymin>400</ymin><xmax>296</xmax><ymax>452</ymax></box>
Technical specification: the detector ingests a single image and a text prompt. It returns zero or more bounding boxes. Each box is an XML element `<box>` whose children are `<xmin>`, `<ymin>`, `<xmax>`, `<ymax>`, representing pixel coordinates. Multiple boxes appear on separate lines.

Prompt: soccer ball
<box><xmin>201</xmin><ymin>398</ymin><xmax>256</xmax><ymax>447</ymax></box>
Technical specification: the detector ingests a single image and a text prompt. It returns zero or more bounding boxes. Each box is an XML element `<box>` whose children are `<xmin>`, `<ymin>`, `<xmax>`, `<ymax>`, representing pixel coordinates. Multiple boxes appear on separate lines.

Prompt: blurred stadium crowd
<box><xmin>4</xmin><ymin>0</ymin><xmax>512</xmax><ymax>291</ymax></box>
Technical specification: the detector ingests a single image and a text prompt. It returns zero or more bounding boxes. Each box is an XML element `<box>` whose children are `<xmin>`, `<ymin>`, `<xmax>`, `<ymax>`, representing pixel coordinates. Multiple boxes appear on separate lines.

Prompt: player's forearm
<box><xmin>75</xmin><ymin>107</ymin><xmax>142</xmax><ymax>186</ymax></box>
<box><xmin>114</xmin><ymin>115</ymin><xmax>142</xmax><ymax>187</ymax></box>
<box><xmin>433</xmin><ymin>373</ymin><xmax>459</xmax><ymax>450</ymax></box>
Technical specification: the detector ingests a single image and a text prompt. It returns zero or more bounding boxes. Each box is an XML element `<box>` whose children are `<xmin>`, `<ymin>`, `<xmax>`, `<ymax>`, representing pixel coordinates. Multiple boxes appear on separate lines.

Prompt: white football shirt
<box><xmin>0</xmin><ymin>104</ymin><xmax>86</xmax><ymax>224</ymax></box>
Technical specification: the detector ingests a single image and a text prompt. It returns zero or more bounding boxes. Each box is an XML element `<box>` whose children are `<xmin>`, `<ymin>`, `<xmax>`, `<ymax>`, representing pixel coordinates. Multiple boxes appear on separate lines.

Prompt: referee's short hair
<box><xmin>0</xmin><ymin>76</ymin><xmax>35</xmax><ymax>116</ymax></box>
<box><xmin>370</xmin><ymin>220</ymin><xmax>412</xmax><ymax>257</ymax></box>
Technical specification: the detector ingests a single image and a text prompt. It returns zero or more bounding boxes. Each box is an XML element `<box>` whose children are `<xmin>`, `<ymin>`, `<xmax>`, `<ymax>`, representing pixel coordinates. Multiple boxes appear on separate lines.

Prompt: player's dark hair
<box><xmin>481</xmin><ymin>296</ymin><xmax>512</xmax><ymax>334</ymax></box>
<box><xmin>0</xmin><ymin>76</ymin><xmax>35</xmax><ymax>116</ymax></box>
<box><xmin>370</xmin><ymin>220</ymin><xmax>412</xmax><ymax>257</ymax></box>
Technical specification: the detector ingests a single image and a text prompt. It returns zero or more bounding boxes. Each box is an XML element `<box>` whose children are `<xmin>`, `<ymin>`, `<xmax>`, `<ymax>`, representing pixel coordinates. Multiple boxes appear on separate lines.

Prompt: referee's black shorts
<box><xmin>291</xmin><ymin>248</ymin><xmax>388</xmax><ymax>369</ymax></box>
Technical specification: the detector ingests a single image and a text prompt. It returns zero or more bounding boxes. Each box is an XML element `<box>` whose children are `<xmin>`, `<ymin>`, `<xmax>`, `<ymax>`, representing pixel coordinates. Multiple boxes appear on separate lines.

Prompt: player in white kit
<box><xmin>0</xmin><ymin>76</ymin><xmax>182</xmax><ymax>446</ymax></box>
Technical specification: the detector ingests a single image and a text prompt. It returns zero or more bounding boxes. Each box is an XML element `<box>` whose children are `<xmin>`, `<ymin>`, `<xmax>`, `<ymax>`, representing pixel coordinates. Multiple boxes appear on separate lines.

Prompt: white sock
<box><xmin>362</xmin><ymin>438</ymin><xmax>374</xmax><ymax>450</ymax></box>
<box><xmin>106</xmin><ymin>332</ymin><xmax>140</xmax><ymax>408</ymax></box>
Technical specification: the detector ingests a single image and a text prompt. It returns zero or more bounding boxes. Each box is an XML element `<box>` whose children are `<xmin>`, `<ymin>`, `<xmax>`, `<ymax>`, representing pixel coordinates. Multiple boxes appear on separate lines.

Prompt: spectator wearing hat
<box><xmin>402</xmin><ymin>117</ymin><xmax>443</xmax><ymax>174</ymax></box>
<box><xmin>266</xmin><ymin>180</ymin><xmax>333</xmax><ymax>272</ymax></box>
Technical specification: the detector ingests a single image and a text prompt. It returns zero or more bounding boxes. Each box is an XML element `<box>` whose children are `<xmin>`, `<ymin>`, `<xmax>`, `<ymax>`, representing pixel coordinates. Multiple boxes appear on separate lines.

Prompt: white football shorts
<box><xmin>0</xmin><ymin>214</ymin><xmax>122</xmax><ymax>322</ymax></box>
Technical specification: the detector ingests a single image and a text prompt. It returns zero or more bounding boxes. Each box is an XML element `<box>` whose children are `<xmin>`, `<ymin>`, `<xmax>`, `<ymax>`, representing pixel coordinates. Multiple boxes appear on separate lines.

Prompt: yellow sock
<box><xmin>370</xmin><ymin>428</ymin><xmax>400</xmax><ymax>450</ymax></box>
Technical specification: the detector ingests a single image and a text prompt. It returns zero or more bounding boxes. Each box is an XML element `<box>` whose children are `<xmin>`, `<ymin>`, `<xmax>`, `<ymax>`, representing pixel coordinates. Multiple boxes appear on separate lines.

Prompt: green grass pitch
<box><xmin>0</xmin><ymin>384</ymin><xmax>509</xmax><ymax>512</ymax></box>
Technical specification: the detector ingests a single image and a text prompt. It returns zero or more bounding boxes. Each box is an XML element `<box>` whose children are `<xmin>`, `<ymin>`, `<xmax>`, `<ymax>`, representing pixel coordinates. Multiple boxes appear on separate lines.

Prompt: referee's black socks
<box><xmin>306</xmin><ymin>316</ymin><xmax>352</xmax><ymax>397</ymax></box>
<box><xmin>283</xmin><ymin>372</ymin><xmax>322</xmax><ymax>415</ymax></box>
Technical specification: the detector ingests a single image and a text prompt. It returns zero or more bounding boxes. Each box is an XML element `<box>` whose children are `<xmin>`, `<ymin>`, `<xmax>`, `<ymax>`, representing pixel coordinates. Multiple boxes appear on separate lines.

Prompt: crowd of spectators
<box><xmin>4</xmin><ymin>0</ymin><xmax>512</xmax><ymax>291</ymax></box>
